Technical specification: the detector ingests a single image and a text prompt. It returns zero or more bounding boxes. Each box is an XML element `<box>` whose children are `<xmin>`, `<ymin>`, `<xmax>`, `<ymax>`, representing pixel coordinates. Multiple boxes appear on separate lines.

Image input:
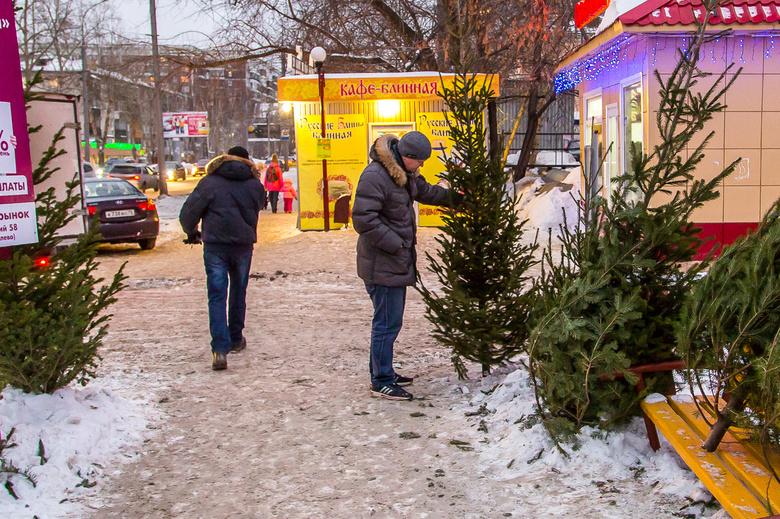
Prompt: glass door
<box><xmin>604</xmin><ymin>104</ymin><xmax>619</xmax><ymax>201</ymax></box>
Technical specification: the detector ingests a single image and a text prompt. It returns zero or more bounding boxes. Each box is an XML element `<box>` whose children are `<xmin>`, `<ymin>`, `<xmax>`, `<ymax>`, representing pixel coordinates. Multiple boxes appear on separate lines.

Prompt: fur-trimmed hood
<box><xmin>370</xmin><ymin>134</ymin><xmax>419</xmax><ymax>186</ymax></box>
<box><xmin>205</xmin><ymin>154</ymin><xmax>261</xmax><ymax>180</ymax></box>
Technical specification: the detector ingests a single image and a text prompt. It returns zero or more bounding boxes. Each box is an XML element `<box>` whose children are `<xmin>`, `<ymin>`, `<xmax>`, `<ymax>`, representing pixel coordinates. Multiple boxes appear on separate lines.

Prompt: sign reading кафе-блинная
<box><xmin>277</xmin><ymin>73</ymin><xmax>500</xmax><ymax>102</ymax></box>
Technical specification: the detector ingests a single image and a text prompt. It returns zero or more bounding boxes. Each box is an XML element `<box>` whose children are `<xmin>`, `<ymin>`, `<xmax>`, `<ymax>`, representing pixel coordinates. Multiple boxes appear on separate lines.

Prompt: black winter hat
<box><xmin>397</xmin><ymin>131</ymin><xmax>431</xmax><ymax>161</ymax></box>
<box><xmin>227</xmin><ymin>146</ymin><xmax>249</xmax><ymax>159</ymax></box>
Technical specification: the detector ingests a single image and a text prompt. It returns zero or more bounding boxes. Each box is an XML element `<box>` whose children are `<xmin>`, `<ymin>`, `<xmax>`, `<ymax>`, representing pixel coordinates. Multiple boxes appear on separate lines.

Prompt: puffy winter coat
<box><xmin>179</xmin><ymin>155</ymin><xmax>266</xmax><ymax>245</ymax></box>
<box><xmin>282</xmin><ymin>178</ymin><xmax>298</xmax><ymax>199</ymax></box>
<box><xmin>352</xmin><ymin>134</ymin><xmax>455</xmax><ymax>287</ymax></box>
<box><xmin>264</xmin><ymin>162</ymin><xmax>284</xmax><ymax>191</ymax></box>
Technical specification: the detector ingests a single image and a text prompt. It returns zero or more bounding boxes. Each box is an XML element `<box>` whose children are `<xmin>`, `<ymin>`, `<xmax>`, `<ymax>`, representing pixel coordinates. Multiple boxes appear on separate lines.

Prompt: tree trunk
<box><xmin>702</xmin><ymin>392</ymin><xmax>745</xmax><ymax>452</ymax></box>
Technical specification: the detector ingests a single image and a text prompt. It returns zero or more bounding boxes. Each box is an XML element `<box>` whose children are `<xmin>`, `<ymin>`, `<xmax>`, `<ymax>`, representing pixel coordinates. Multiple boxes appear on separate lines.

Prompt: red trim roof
<box><xmin>621</xmin><ymin>0</ymin><xmax>780</xmax><ymax>26</ymax></box>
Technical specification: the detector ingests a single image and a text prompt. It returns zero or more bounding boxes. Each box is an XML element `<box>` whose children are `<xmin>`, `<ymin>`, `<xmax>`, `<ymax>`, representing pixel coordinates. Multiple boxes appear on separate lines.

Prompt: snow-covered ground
<box><xmin>0</xmin><ymin>176</ymin><xmax>720</xmax><ymax>518</ymax></box>
<box><xmin>448</xmin><ymin>366</ymin><xmax>720</xmax><ymax>518</ymax></box>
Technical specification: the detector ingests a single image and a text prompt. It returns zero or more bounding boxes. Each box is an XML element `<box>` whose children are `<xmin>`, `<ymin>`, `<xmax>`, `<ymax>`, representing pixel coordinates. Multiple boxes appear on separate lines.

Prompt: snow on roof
<box><xmin>597</xmin><ymin>0</ymin><xmax>647</xmax><ymax>32</ymax></box>
<box><xmin>598</xmin><ymin>0</ymin><xmax>780</xmax><ymax>33</ymax></box>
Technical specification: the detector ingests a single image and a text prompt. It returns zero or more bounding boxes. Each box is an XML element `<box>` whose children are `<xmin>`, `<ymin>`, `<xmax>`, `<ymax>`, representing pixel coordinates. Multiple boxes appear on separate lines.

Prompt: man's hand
<box><xmin>183</xmin><ymin>231</ymin><xmax>202</xmax><ymax>245</ymax></box>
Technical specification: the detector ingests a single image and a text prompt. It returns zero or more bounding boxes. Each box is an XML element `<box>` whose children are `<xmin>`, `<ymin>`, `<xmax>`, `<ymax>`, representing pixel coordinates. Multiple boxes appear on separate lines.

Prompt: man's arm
<box><xmin>179</xmin><ymin>186</ymin><xmax>211</xmax><ymax>236</ymax></box>
<box><xmin>351</xmin><ymin>172</ymin><xmax>404</xmax><ymax>254</ymax></box>
<box><xmin>412</xmin><ymin>174</ymin><xmax>462</xmax><ymax>208</ymax></box>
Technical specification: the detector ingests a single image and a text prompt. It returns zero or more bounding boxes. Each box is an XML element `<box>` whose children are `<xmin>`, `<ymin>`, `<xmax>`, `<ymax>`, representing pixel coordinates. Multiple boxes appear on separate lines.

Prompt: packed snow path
<box><xmin>84</xmin><ymin>209</ymin><xmax>704</xmax><ymax>518</ymax></box>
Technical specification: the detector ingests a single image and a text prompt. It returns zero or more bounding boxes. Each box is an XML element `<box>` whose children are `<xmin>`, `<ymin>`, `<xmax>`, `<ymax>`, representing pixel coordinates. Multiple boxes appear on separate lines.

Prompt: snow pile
<box><xmin>0</xmin><ymin>384</ymin><xmax>156</xmax><ymax>518</ymax></box>
<box><xmin>153</xmin><ymin>194</ymin><xmax>187</xmax><ymax>242</ymax></box>
<box><xmin>455</xmin><ymin>366</ymin><xmax>715</xmax><ymax>514</ymax></box>
<box><xmin>535</xmin><ymin>150</ymin><xmax>579</xmax><ymax>167</ymax></box>
<box><xmin>516</xmin><ymin>168</ymin><xmax>582</xmax><ymax>232</ymax></box>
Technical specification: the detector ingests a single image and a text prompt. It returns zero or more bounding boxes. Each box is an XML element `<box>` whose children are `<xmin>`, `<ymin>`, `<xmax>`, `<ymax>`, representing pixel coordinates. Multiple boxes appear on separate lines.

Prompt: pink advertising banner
<box><xmin>162</xmin><ymin>111</ymin><xmax>209</xmax><ymax>138</ymax></box>
<box><xmin>0</xmin><ymin>0</ymin><xmax>38</xmax><ymax>246</ymax></box>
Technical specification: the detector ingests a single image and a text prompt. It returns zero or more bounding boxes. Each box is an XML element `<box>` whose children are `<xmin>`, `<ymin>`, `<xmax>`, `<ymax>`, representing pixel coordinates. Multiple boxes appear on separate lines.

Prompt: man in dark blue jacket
<box><xmin>180</xmin><ymin>146</ymin><xmax>266</xmax><ymax>370</ymax></box>
<box><xmin>352</xmin><ymin>131</ymin><xmax>460</xmax><ymax>400</ymax></box>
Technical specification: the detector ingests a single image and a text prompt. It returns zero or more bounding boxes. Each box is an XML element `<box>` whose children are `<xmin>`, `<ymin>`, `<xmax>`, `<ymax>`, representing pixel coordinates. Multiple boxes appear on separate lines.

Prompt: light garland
<box><xmin>556</xmin><ymin>33</ymin><xmax>780</xmax><ymax>94</ymax></box>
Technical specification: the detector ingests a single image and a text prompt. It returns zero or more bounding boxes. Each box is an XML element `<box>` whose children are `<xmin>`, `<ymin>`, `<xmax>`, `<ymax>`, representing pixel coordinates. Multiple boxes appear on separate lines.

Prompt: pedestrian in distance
<box><xmin>264</xmin><ymin>153</ymin><xmax>284</xmax><ymax>213</ymax></box>
<box><xmin>352</xmin><ymin>131</ymin><xmax>462</xmax><ymax>401</ymax></box>
<box><xmin>179</xmin><ymin>146</ymin><xmax>267</xmax><ymax>371</ymax></box>
<box><xmin>281</xmin><ymin>177</ymin><xmax>298</xmax><ymax>214</ymax></box>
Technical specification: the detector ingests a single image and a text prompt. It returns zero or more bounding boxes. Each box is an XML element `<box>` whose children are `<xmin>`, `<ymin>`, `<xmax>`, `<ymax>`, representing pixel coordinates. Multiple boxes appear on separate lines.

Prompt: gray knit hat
<box><xmin>397</xmin><ymin>131</ymin><xmax>432</xmax><ymax>161</ymax></box>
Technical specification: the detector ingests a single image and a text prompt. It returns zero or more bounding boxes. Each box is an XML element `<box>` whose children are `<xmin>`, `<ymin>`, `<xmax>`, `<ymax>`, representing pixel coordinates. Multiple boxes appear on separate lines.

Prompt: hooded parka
<box><xmin>179</xmin><ymin>154</ymin><xmax>266</xmax><ymax>245</ymax></box>
<box><xmin>352</xmin><ymin>134</ymin><xmax>455</xmax><ymax>287</ymax></box>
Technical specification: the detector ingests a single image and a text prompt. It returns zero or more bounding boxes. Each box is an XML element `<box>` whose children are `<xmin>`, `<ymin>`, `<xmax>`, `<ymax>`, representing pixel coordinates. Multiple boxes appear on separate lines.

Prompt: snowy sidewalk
<box><xmin>1</xmin><ymin>199</ymin><xmax>716</xmax><ymax>518</ymax></box>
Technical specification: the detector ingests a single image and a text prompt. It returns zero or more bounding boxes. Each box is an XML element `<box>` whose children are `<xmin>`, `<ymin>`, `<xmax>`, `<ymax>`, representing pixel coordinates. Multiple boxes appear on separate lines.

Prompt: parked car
<box><xmin>564</xmin><ymin>139</ymin><xmax>581</xmax><ymax>162</ymax></box>
<box><xmin>107</xmin><ymin>163</ymin><xmax>159</xmax><ymax>192</ymax></box>
<box><xmin>192</xmin><ymin>158</ymin><xmax>210</xmax><ymax>176</ymax></box>
<box><xmin>83</xmin><ymin>178</ymin><xmax>159</xmax><ymax>250</ymax></box>
<box><xmin>165</xmin><ymin>161</ymin><xmax>186</xmax><ymax>181</ymax></box>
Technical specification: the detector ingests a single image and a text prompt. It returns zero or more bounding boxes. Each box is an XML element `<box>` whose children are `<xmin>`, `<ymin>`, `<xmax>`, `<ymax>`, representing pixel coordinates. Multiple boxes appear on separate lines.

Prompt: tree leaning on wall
<box><xmin>0</xmin><ymin>71</ymin><xmax>126</xmax><ymax>394</ymax></box>
<box><xmin>525</xmin><ymin>8</ymin><xmax>740</xmax><ymax>438</ymax></box>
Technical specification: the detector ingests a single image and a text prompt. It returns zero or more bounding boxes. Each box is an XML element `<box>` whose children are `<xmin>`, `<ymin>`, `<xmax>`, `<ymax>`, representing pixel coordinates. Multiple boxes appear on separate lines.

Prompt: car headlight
<box><xmin>167</xmin><ymin>170</ymin><xmax>174</xmax><ymax>180</ymax></box>
<box><xmin>96</xmin><ymin>168</ymin><xmax>104</xmax><ymax>177</ymax></box>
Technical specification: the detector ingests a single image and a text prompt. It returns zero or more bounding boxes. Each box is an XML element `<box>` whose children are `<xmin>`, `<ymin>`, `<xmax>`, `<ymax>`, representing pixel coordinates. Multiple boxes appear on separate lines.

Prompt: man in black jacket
<box><xmin>180</xmin><ymin>146</ymin><xmax>266</xmax><ymax>370</ymax></box>
<box><xmin>352</xmin><ymin>131</ymin><xmax>459</xmax><ymax>400</ymax></box>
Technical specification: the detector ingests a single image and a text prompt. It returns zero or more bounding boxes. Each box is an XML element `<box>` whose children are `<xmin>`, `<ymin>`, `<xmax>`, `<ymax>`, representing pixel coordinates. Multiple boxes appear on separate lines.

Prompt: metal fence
<box><xmin>495</xmin><ymin>88</ymin><xmax>578</xmax><ymax>160</ymax></box>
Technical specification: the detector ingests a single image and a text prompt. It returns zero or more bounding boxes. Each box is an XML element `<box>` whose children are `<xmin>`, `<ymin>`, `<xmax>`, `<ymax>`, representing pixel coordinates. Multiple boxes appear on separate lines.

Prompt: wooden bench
<box><xmin>607</xmin><ymin>361</ymin><xmax>780</xmax><ymax>518</ymax></box>
<box><xmin>642</xmin><ymin>393</ymin><xmax>780</xmax><ymax>519</ymax></box>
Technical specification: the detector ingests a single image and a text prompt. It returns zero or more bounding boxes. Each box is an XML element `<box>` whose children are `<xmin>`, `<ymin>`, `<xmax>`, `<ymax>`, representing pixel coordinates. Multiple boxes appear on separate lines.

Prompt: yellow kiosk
<box><xmin>277</xmin><ymin>72</ymin><xmax>498</xmax><ymax>230</ymax></box>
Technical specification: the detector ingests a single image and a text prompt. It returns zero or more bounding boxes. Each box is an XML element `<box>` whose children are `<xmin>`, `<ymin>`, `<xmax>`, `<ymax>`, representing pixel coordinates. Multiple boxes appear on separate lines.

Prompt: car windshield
<box><xmin>84</xmin><ymin>180</ymin><xmax>142</xmax><ymax>198</ymax></box>
<box><xmin>111</xmin><ymin>165</ymin><xmax>141</xmax><ymax>174</ymax></box>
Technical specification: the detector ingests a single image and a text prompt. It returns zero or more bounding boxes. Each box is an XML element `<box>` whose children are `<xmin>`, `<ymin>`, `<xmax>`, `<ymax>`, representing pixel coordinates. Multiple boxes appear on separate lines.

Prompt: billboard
<box><xmin>162</xmin><ymin>111</ymin><xmax>209</xmax><ymax>138</ymax></box>
<box><xmin>0</xmin><ymin>0</ymin><xmax>38</xmax><ymax>246</ymax></box>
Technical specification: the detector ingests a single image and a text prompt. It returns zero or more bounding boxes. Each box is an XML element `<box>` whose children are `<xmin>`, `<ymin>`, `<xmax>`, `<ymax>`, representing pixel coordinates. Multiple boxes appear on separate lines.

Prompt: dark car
<box><xmin>564</xmin><ymin>139</ymin><xmax>581</xmax><ymax>162</ymax></box>
<box><xmin>192</xmin><ymin>158</ymin><xmax>210</xmax><ymax>176</ymax></box>
<box><xmin>108</xmin><ymin>163</ymin><xmax>159</xmax><ymax>192</ymax></box>
<box><xmin>165</xmin><ymin>161</ymin><xmax>187</xmax><ymax>181</ymax></box>
<box><xmin>83</xmin><ymin>178</ymin><xmax>159</xmax><ymax>250</ymax></box>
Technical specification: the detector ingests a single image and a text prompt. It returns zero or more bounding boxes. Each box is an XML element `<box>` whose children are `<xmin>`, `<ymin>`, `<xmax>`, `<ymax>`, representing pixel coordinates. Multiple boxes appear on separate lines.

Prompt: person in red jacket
<box><xmin>281</xmin><ymin>177</ymin><xmax>298</xmax><ymax>213</ymax></box>
<box><xmin>264</xmin><ymin>154</ymin><xmax>284</xmax><ymax>213</ymax></box>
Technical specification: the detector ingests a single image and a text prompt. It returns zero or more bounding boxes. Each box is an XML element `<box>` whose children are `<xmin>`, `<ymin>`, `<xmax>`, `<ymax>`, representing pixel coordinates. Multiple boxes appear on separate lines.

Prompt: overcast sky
<box><xmin>113</xmin><ymin>0</ymin><xmax>221</xmax><ymax>47</ymax></box>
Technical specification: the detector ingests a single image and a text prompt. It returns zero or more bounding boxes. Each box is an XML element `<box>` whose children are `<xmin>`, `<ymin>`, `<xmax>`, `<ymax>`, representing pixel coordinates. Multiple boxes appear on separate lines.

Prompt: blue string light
<box><xmin>554</xmin><ymin>33</ymin><xmax>779</xmax><ymax>94</ymax></box>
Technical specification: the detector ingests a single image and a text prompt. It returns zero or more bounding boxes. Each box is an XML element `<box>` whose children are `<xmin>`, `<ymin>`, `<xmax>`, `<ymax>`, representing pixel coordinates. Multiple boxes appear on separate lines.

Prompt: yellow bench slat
<box><xmin>668</xmin><ymin>397</ymin><xmax>780</xmax><ymax>513</ymax></box>
<box><xmin>641</xmin><ymin>398</ymin><xmax>770</xmax><ymax>519</ymax></box>
<box><xmin>694</xmin><ymin>396</ymin><xmax>780</xmax><ymax>472</ymax></box>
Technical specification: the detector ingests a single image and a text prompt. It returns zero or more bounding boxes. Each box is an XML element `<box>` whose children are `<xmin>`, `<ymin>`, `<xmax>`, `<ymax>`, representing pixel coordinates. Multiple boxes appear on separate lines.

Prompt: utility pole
<box><xmin>150</xmin><ymin>0</ymin><xmax>168</xmax><ymax>195</ymax></box>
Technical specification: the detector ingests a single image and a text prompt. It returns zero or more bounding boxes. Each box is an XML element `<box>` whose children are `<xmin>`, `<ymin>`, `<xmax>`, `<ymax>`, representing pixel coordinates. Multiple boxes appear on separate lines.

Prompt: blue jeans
<box><xmin>366</xmin><ymin>284</ymin><xmax>407</xmax><ymax>388</ymax></box>
<box><xmin>204</xmin><ymin>244</ymin><xmax>254</xmax><ymax>354</ymax></box>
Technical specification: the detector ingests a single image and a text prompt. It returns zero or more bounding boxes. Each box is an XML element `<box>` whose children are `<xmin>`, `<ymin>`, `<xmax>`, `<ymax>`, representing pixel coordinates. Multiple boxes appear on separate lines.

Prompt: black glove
<box><xmin>183</xmin><ymin>231</ymin><xmax>202</xmax><ymax>245</ymax></box>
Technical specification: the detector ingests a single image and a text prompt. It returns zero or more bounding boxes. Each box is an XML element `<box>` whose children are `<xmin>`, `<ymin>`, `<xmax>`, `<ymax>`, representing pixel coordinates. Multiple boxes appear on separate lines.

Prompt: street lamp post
<box><xmin>311</xmin><ymin>46</ymin><xmax>329</xmax><ymax>231</ymax></box>
<box><xmin>149</xmin><ymin>0</ymin><xmax>168</xmax><ymax>196</ymax></box>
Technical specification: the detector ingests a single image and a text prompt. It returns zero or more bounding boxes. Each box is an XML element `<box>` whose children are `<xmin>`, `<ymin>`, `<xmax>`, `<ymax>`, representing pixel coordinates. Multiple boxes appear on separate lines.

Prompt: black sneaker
<box><xmin>395</xmin><ymin>374</ymin><xmax>413</xmax><ymax>386</ymax></box>
<box><xmin>212</xmin><ymin>352</ymin><xmax>228</xmax><ymax>370</ymax></box>
<box><xmin>371</xmin><ymin>383</ymin><xmax>413</xmax><ymax>401</ymax></box>
<box><xmin>230</xmin><ymin>337</ymin><xmax>246</xmax><ymax>353</ymax></box>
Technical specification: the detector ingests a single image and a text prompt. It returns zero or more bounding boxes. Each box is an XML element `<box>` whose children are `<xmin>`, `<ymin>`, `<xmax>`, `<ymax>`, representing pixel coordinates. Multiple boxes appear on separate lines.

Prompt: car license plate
<box><xmin>105</xmin><ymin>209</ymin><xmax>135</xmax><ymax>218</ymax></box>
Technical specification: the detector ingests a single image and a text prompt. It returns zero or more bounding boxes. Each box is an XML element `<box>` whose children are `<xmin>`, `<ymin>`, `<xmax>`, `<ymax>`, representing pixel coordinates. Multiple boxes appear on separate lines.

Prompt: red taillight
<box><xmin>138</xmin><ymin>199</ymin><xmax>156</xmax><ymax>212</ymax></box>
<box><xmin>34</xmin><ymin>257</ymin><xmax>50</xmax><ymax>268</ymax></box>
<box><xmin>133</xmin><ymin>175</ymin><xmax>140</xmax><ymax>180</ymax></box>
<box><xmin>87</xmin><ymin>205</ymin><xmax>97</xmax><ymax>215</ymax></box>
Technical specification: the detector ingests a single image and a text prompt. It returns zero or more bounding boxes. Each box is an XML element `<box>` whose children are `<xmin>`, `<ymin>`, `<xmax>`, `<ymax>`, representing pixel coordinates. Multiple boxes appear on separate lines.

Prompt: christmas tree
<box><xmin>526</xmin><ymin>18</ymin><xmax>740</xmax><ymax>436</ymax></box>
<box><xmin>0</xmin><ymin>73</ymin><xmax>126</xmax><ymax>394</ymax></box>
<box><xmin>418</xmin><ymin>69</ymin><xmax>538</xmax><ymax>378</ymax></box>
<box><xmin>678</xmin><ymin>201</ymin><xmax>780</xmax><ymax>453</ymax></box>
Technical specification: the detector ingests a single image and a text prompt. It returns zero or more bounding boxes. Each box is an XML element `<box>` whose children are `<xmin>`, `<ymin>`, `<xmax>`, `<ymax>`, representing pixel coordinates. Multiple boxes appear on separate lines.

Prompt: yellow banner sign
<box><xmin>297</xmin><ymin>114</ymin><xmax>368</xmax><ymax>230</ymax></box>
<box><xmin>416</xmin><ymin>112</ymin><xmax>456</xmax><ymax>227</ymax></box>
<box><xmin>278</xmin><ymin>73</ymin><xmax>499</xmax><ymax>103</ymax></box>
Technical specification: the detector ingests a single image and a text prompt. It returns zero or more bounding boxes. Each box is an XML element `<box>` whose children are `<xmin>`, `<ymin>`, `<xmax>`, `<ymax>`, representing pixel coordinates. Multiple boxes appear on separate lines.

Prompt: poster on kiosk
<box><xmin>0</xmin><ymin>0</ymin><xmax>38</xmax><ymax>247</ymax></box>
